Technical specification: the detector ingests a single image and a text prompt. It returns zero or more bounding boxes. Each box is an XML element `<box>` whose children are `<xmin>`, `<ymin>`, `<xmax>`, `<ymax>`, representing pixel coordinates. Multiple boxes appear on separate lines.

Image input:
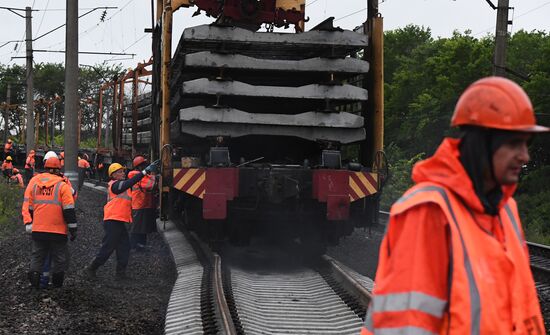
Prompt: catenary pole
<box><xmin>25</xmin><ymin>6</ymin><xmax>34</xmax><ymax>152</ymax></box>
<box><xmin>493</xmin><ymin>0</ymin><xmax>510</xmax><ymax>77</ymax></box>
<box><xmin>64</xmin><ymin>0</ymin><xmax>79</xmax><ymax>189</ymax></box>
<box><xmin>3</xmin><ymin>83</ymin><xmax>11</xmax><ymax>143</ymax></box>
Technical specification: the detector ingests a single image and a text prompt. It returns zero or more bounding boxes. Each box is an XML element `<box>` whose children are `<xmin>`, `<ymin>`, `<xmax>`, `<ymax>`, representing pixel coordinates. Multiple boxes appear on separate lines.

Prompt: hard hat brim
<box><xmin>515</xmin><ymin>124</ymin><xmax>550</xmax><ymax>133</ymax></box>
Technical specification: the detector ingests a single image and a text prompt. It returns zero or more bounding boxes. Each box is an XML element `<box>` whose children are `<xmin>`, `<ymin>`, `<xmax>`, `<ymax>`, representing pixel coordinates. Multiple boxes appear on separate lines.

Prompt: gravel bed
<box><xmin>0</xmin><ymin>187</ymin><xmax>176</xmax><ymax>335</ymax></box>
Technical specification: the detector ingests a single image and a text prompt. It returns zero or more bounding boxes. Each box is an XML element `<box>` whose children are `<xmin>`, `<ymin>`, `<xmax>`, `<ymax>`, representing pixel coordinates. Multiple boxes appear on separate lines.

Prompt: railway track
<box><xmin>162</xmin><ymin>220</ymin><xmax>374</xmax><ymax>335</ymax></box>
<box><xmin>82</xmin><ymin>181</ymin><xmax>549</xmax><ymax>334</ymax></box>
<box><xmin>528</xmin><ymin>242</ymin><xmax>550</xmax><ymax>291</ymax></box>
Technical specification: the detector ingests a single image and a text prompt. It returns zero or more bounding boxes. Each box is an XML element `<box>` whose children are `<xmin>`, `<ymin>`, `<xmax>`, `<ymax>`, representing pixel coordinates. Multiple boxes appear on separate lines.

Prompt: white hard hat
<box><xmin>43</xmin><ymin>151</ymin><xmax>58</xmax><ymax>161</ymax></box>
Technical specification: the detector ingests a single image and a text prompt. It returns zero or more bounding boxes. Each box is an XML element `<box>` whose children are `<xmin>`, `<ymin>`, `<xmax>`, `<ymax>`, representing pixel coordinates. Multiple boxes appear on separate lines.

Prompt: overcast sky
<box><xmin>0</xmin><ymin>0</ymin><xmax>549</xmax><ymax>69</ymax></box>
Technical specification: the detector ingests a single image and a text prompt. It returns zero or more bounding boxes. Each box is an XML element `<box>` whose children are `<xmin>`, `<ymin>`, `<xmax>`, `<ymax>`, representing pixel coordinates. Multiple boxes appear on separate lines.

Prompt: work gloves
<box><xmin>69</xmin><ymin>227</ymin><xmax>77</xmax><ymax>241</ymax></box>
<box><xmin>25</xmin><ymin>223</ymin><xmax>32</xmax><ymax>234</ymax></box>
<box><xmin>143</xmin><ymin>160</ymin><xmax>160</xmax><ymax>175</ymax></box>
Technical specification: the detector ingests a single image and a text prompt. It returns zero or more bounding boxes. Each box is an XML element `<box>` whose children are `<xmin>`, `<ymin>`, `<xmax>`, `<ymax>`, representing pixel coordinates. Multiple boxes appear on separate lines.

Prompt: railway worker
<box><xmin>24</xmin><ymin>149</ymin><xmax>36</xmax><ymax>184</ymax></box>
<box><xmin>77</xmin><ymin>154</ymin><xmax>92</xmax><ymax>191</ymax></box>
<box><xmin>84</xmin><ymin>159</ymin><xmax>159</xmax><ymax>280</ymax></box>
<box><xmin>128</xmin><ymin>155</ymin><xmax>158</xmax><ymax>251</ymax></box>
<box><xmin>2</xmin><ymin>155</ymin><xmax>14</xmax><ymax>180</ymax></box>
<box><xmin>3</xmin><ymin>138</ymin><xmax>13</xmax><ymax>159</ymax></box>
<box><xmin>23</xmin><ymin>150</ymin><xmax>78</xmax><ymax>288</ymax></box>
<box><xmin>22</xmin><ymin>156</ymin><xmax>77</xmax><ymax>289</ymax></box>
<box><xmin>10</xmin><ymin>168</ymin><xmax>24</xmax><ymax>188</ymax></box>
<box><xmin>361</xmin><ymin>77</ymin><xmax>547</xmax><ymax>335</ymax></box>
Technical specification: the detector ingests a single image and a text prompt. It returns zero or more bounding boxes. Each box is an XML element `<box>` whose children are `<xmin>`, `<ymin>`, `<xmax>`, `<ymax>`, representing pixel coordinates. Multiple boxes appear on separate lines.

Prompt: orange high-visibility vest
<box><xmin>11</xmin><ymin>173</ymin><xmax>24</xmax><ymax>188</ymax></box>
<box><xmin>2</xmin><ymin>161</ymin><xmax>13</xmax><ymax>170</ymax></box>
<box><xmin>25</xmin><ymin>155</ymin><xmax>35</xmax><ymax>169</ymax></box>
<box><xmin>26</xmin><ymin>173</ymin><xmax>75</xmax><ymax>235</ymax></box>
<box><xmin>128</xmin><ymin>170</ymin><xmax>155</xmax><ymax>210</ymax></box>
<box><xmin>78</xmin><ymin>158</ymin><xmax>90</xmax><ymax>169</ymax></box>
<box><xmin>362</xmin><ymin>183</ymin><xmax>544</xmax><ymax>335</ymax></box>
<box><xmin>104</xmin><ymin>180</ymin><xmax>132</xmax><ymax>222</ymax></box>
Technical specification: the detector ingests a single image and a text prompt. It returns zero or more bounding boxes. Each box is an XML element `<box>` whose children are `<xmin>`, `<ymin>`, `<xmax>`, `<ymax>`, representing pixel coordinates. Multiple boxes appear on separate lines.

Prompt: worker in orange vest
<box><xmin>2</xmin><ymin>155</ymin><xmax>13</xmax><ymax>180</ymax></box>
<box><xmin>59</xmin><ymin>151</ymin><xmax>64</xmax><ymax>171</ymax></box>
<box><xmin>77</xmin><ymin>154</ymin><xmax>91</xmax><ymax>191</ymax></box>
<box><xmin>24</xmin><ymin>149</ymin><xmax>36</xmax><ymax>184</ymax></box>
<box><xmin>22</xmin><ymin>156</ymin><xmax>77</xmax><ymax>289</ymax></box>
<box><xmin>4</xmin><ymin>138</ymin><xmax>13</xmax><ymax>158</ymax></box>
<box><xmin>84</xmin><ymin>159</ymin><xmax>159</xmax><ymax>280</ymax></box>
<box><xmin>128</xmin><ymin>155</ymin><xmax>158</xmax><ymax>251</ymax></box>
<box><xmin>361</xmin><ymin>77</ymin><xmax>547</xmax><ymax>335</ymax></box>
<box><xmin>22</xmin><ymin>150</ymin><xmax>77</xmax><ymax>288</ymax></box>
<box><xmin>10</xmin><ymin>168</ymin><xmax>24</xmax><ymax>188</ymax></box>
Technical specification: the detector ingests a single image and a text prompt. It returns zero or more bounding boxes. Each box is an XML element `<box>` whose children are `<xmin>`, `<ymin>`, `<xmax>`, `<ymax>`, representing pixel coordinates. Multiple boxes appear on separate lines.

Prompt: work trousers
<box><xmin>24</xmin><ymin>168</ymin><xmax>33</xmax><ymax>184</ymax></box>
<box><xmin>30</xmin><ymin>239</ymin><xmax>69</xmax><ymax>273</ymax></box>
<box><xmin>78</xmin><ymin>167</ymin><xmax>86</xmax><ymax>191</ymax></box>
<box><xmin>92</xmin><ymin>220</ymin><xmax>130</xmax><ymax>273</ymax></box>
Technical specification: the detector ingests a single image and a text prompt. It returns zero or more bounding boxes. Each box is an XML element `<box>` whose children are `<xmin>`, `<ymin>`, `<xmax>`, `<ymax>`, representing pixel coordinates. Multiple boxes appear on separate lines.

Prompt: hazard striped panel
<box><xmin>173</xmin><ymin>168</ymin><xmax>206</xmax><ymax>199</ymax></box>
<box><xmin>349</xmin><ymin>172</ymin><xmax>378</xmax><ymax>202</ymax></box>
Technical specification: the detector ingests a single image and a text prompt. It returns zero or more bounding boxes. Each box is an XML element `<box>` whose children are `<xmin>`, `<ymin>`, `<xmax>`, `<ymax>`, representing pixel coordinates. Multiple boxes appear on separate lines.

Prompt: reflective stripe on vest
<box><xmin>385</xmin><ymin>184</ymin><xmax>544</xmax><ymax>334</ymax></box>
<box><xmin>395</xmin><ymin>185</ymin><xmax>481</xmax><ymax>334</ymax></box>
<box><xmin>373</xmin><ymin>291</ymin><xmax>447</xmax><ymax>318</ymax></box>
<box><xmin>31</xmin><ymin>179</ymin><xmax>69</xmax><ymax>235</ymax></box>
<box><xmin>33</xmin><ymin>182</ymin><xmax>63</xmax><ymax>206</ymax></box>
<box><xmin>104</xmin><ymin>180</ymin><xmax>132</xmax><ymax>222</ymax></box>
<box><xmin>107</xmin><ymin>192</ymin><xmax>132</xmax><ymax>202</ymax></box>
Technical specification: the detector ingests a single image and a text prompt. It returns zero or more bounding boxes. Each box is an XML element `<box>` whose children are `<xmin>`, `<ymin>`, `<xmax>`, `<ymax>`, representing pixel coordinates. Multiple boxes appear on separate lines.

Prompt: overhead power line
<box><xmin>334</xmin><ymin>8</ymin><xmax>366</xmax><ymax>22</ymax></box>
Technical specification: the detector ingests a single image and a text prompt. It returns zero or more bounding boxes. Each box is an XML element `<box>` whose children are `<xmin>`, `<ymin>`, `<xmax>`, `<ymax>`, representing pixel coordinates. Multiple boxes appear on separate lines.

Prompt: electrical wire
<box><xmin>334</xmin><ymin>7</ymin><xmax>366</xmax><ymax>22</ymax></box>
<box><xmin>473</xmin><ymin>0</ymin><xmax>550</xmax><ymax>36</ymax></box>
<box><xmin>35</xmin><ymin>0</ymin><xmax>51</xmax><ymax>36</ymax></box>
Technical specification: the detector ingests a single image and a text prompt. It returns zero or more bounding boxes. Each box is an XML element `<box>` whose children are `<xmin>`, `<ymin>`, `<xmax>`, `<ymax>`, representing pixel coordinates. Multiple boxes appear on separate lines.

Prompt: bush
<box><xmin>0</xmin><ymin>185</ymin><xmax>23</xmax><ymax>237</ymax></box>
<box><xmin>379</xmin><ymin>143</ymin><xmax>425</xmax><ymax>210</ymax></box>
<box><xmin>516</xmin><ymin>166</ymin><xmax>550</xmax><ymax>244</ymax></box>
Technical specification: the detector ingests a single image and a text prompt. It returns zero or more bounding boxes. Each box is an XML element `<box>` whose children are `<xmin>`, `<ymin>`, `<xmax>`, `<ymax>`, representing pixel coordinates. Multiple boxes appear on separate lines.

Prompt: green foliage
<box><xmin>80</xmin><ymin>137</ymin><xmax>97</xmax><ymax>149</ymax></box>
<box><xmin>0</xmin><ymin>185</ymin><xmax>23</xmax><ymax>236</ymax></box>
<box><xmin>379</xmin><ymin>143</ymin><xmax>424</xmax><ymax>210</ymax></box>
<box><xmin>515</xmin><ymin>166</ymin><xmax>550</xmax><ymax>244</ymax></box>
<box><xmin>382</xmin><ymin>27</ymin><xmax>550</xmax><ymax>242</ymax></box>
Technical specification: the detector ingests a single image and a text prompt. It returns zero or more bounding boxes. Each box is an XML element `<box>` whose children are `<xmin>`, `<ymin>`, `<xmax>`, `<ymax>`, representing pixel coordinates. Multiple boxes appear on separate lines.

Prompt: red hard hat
<box><xmin>44</xmin><ymin>157</ymin><xmax>61</xmax><ymax>169</ymax></box>
<box><xmin>452</xmin><ymin>77</ymin><xmax>549</xmax><ymax>132</ymax></box>
<box><xmin>133</xmin><ymin>155</ymin><xmax>147</xmax><ymax>168</ymax></box>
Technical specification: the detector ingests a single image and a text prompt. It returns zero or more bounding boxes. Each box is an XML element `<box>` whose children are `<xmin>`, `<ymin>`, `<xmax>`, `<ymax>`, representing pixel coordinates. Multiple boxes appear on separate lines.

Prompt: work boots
<box><xmin>51</xmin><ymin>272</ymin><xmax>65</xmax><ymax>288</ymax></box>
<box><xmin>27</xmin><ymin>271</ymin><xmax>41</xmax><ymax>289</ymax></box>
<box><xmin>115</xmin><ymin>267</ymin><xmax>130</xmax><ymax>281</ymax></box>
<box><xmin>84</xmin><ymin>263</ymin><xmax>98</xmax><ymax>279</ymax></box>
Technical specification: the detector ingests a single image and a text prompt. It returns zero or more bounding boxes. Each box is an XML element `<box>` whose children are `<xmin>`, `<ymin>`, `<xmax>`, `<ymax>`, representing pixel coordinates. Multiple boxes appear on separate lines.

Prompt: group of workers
<box><xmin>21</xmin><ymin>148</ymin><xmax>159</xmax><ymax>288</ymax></box>
<box><xmin>14</xmin><ymin>76</ymin><xmax>548</xmax><ymax>334</ymax></box>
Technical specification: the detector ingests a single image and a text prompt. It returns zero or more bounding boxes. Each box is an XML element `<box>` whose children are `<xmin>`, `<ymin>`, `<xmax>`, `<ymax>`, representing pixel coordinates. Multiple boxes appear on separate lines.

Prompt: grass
<box><xmin>0</xmin><ymin>184</ymin><xmax>24</xmax><ymax>237</ymax></box>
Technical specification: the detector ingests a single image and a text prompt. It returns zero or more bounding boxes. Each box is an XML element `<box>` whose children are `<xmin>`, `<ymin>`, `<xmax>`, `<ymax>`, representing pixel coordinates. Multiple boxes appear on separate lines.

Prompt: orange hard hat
<box><xmin>29</xmin><ymin>150</ymin><xmax>35</xmax><ymax>155</ymax></box>
<box><xmin>133</xmin><ymin>155</ymin><xmax>147</xmax><ymax>168</ymax></box>
<box><xmin>44</xmin><ymin>157</ymin><xmax>61</xmax><ymax>169</ymax></box>
<box><xmin>452</xmin><ymin>77</ymin><xmax>549</xmax><ymax>132</ymax></box>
